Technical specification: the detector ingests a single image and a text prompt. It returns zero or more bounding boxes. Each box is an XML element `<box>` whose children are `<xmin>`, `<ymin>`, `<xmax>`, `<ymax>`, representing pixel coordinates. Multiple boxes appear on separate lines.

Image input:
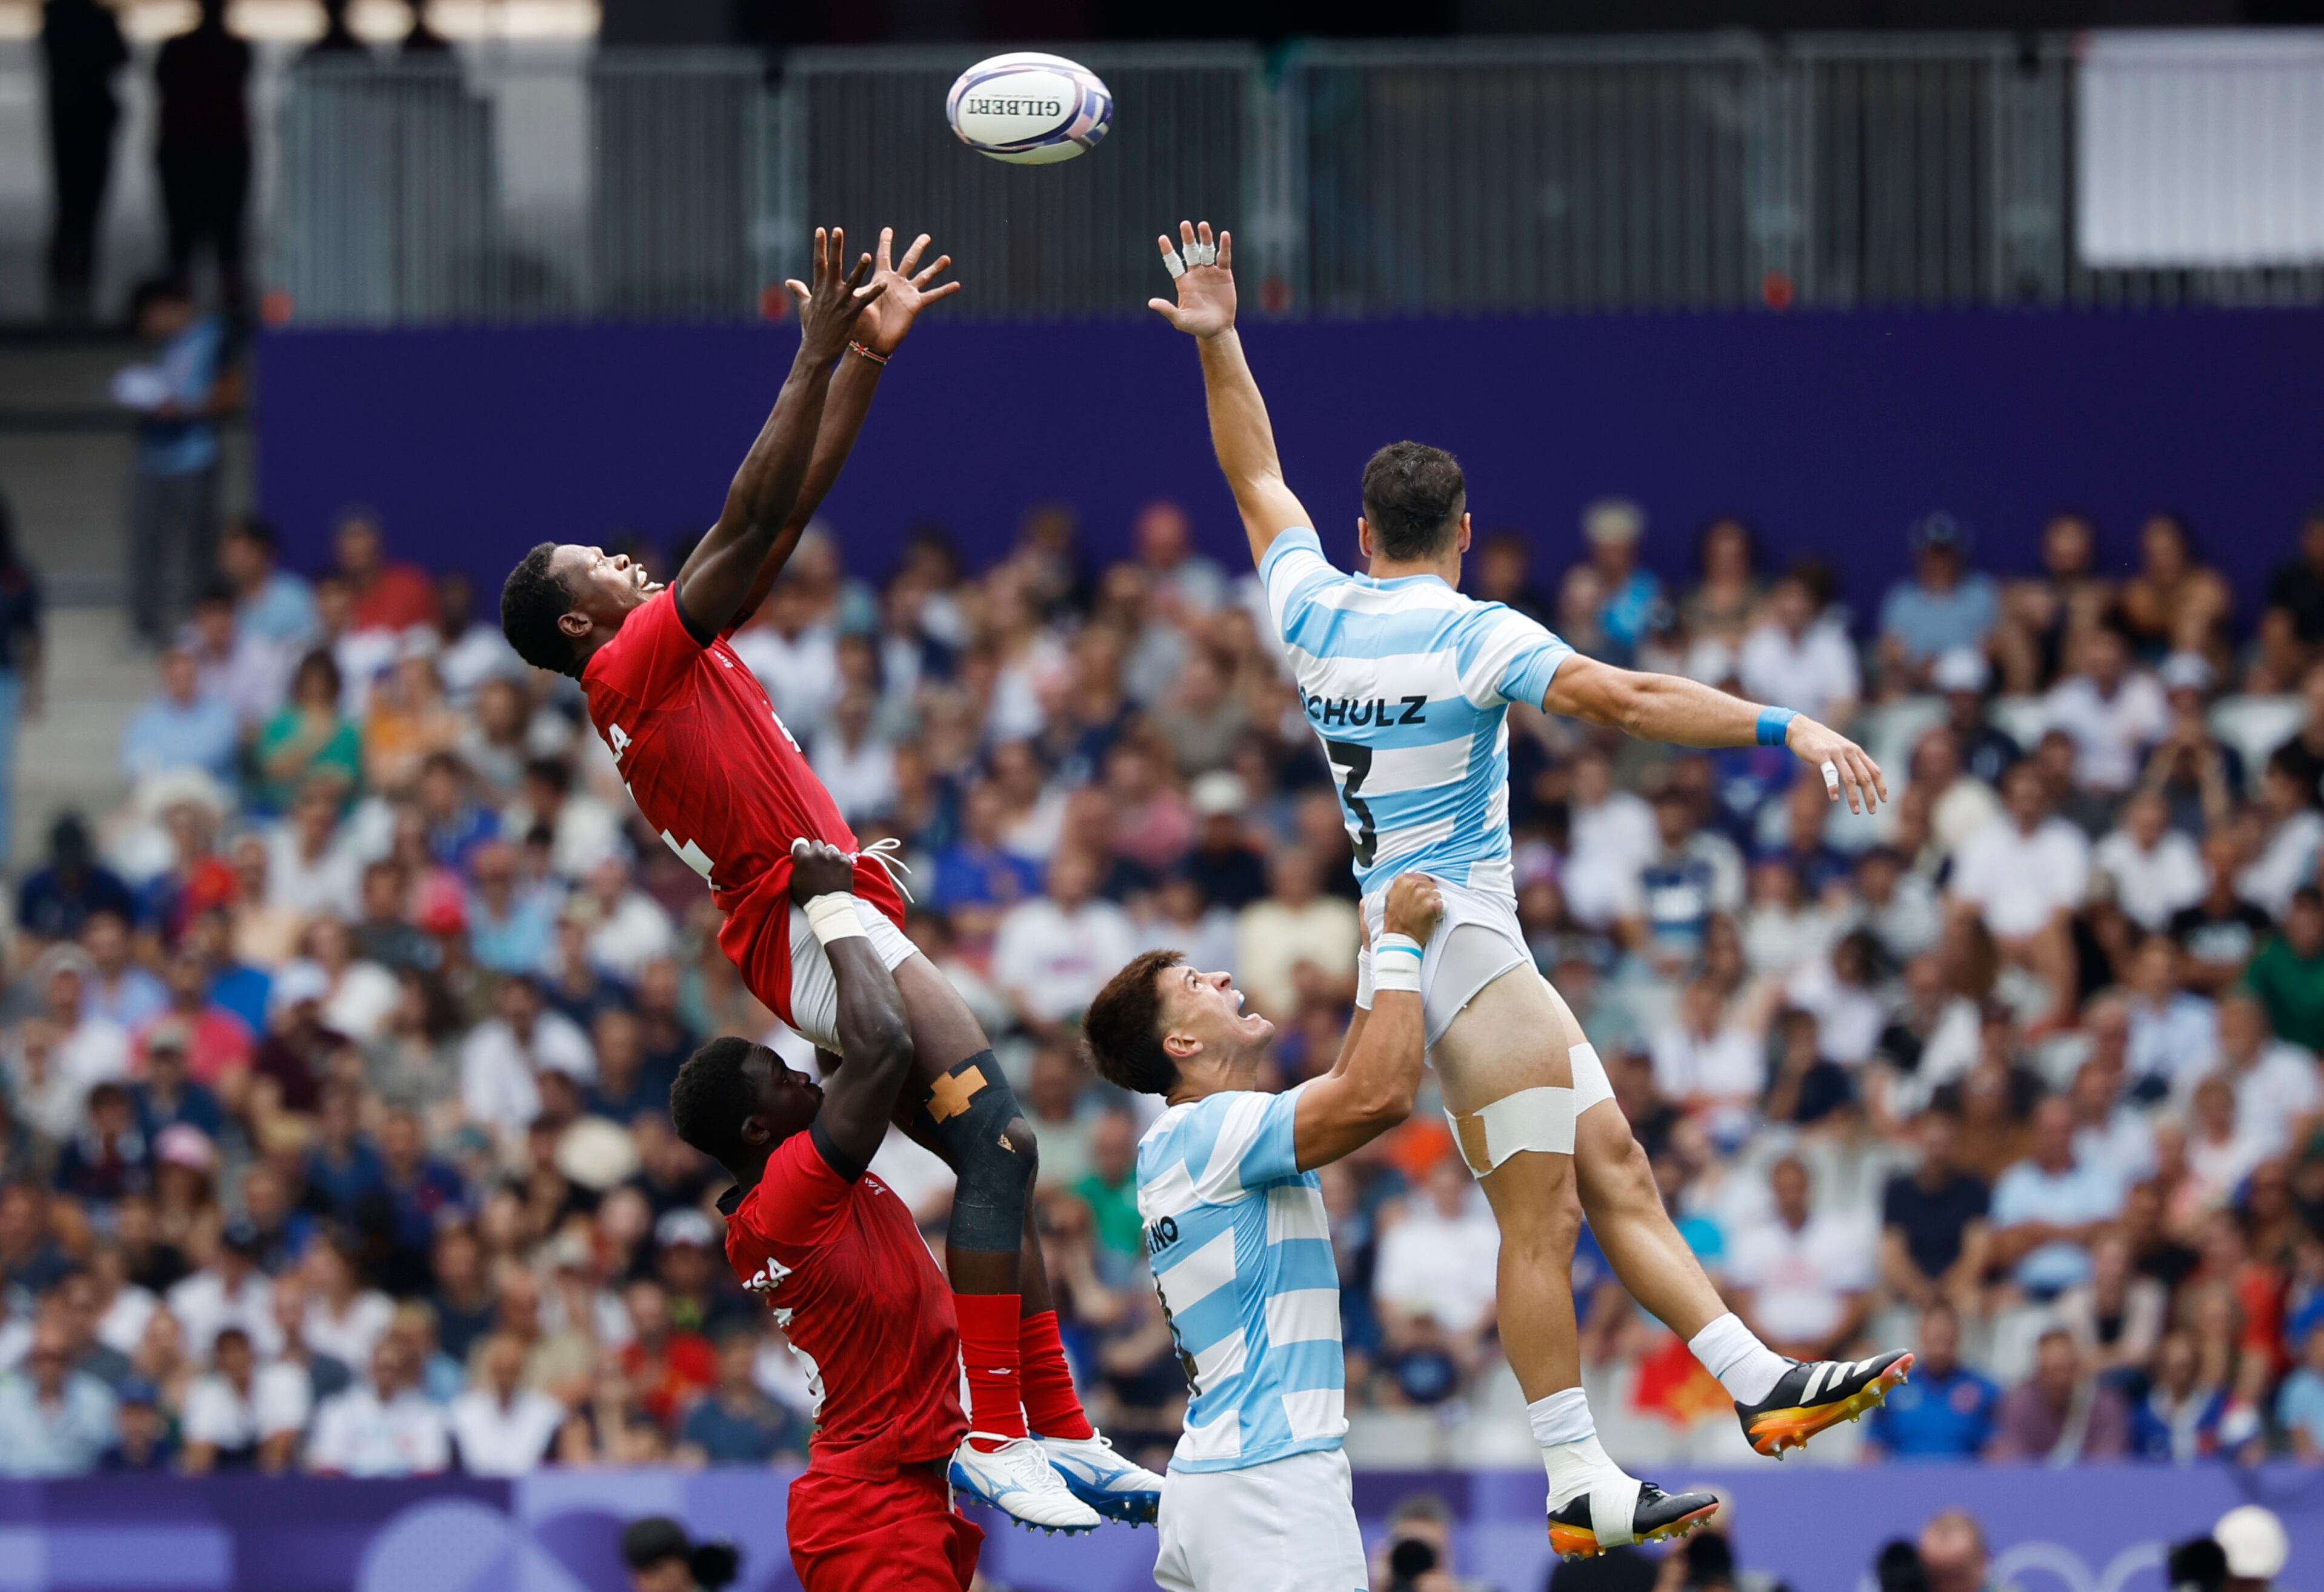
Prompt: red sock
<box><xmin>1018</xmin><ymin>1309</ymin><xmax>1094</xmax><ymax>1440</ymax></box>
<box><xmin>954</xmin><ymin>1292</ymin><xmax>1027</xmax><ymax>1448</ymax></box>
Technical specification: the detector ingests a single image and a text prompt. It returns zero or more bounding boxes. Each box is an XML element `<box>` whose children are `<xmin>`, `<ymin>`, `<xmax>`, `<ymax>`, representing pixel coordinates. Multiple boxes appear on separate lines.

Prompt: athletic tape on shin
<box><xmin>922</xmin><ymin>1052</ymin><xmax>1034</xmax><ymax>1253</ymax></box>
<box><xmin>1445</xmin><ymin>1084</ymin><xmax>1577</xmax><ymax>1178</ymax></box>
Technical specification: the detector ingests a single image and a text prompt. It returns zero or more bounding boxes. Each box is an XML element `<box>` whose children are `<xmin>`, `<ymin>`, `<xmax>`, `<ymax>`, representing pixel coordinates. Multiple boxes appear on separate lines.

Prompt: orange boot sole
<box><xmin>1549</xmin><ymin>1500</ymin><xmax>1722</xmax><ymax>1560</ymax></box>
<box><xmin>1743</xmin><ymin>1353</ymin><xmax>1916</xmax><ymax>1459</ymax></box>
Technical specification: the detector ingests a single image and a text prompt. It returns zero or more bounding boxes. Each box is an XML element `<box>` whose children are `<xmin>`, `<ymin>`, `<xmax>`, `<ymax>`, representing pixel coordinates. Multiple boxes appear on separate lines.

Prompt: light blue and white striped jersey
<box><xmin>1260</xmin><ymin>527</ymin><xmax>1575</xmax><ymax>898</ymax></box>
<box><xmin>1137</xmin><ymin>1082</ymin><xmax>1343</xmax><ymax>1473</ymax></box>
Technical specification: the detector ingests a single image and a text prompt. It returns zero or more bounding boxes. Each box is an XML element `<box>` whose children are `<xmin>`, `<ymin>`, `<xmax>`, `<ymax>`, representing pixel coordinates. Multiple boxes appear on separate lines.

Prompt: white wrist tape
<box><xmin>1354</xmin><ymin>947</ymin><xmax>1374</xmax><ymax>1010</ymax></box>
<box><xmin>1373</xmin><ymin>932</ymin><xmax>1423</xmax><ymax>994</ymax></box>
<box><xmin>804</xmin><ymin>893</ymin><xmax>867</xmax><ymax>947</ymax></box>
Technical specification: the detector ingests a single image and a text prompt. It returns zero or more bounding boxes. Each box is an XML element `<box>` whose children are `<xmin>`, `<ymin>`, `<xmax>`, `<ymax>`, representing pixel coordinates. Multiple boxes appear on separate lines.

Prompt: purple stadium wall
<box><xmin>254</xmin><ymin>309</ymin><xmax>2324</xmax><ymax>621</ymax></box>
<box><xmin>0</xmin><ymin>1465</ymin><xmax>2312</xmax><ymax>1591</ymax></box>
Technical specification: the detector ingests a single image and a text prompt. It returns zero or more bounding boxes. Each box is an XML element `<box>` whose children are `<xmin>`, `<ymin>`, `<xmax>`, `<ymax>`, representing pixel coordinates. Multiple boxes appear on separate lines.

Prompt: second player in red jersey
<box><xmin>679</xmin><ymin>843</ymin><xmax>979</xmax><ymax>1591</ymax></box>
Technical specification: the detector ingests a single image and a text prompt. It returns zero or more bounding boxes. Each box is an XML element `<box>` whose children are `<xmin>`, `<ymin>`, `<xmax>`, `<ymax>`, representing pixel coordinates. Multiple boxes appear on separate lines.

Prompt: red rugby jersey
<box><xmin>719</xmin><ymin>1128</ymin><xmax>967</xmax><ymax>1478</ymax></box>
<box><xmin>579</xmin><ymin>586</ymin><xmax>905</xmax><ymax>1024</ymax></box>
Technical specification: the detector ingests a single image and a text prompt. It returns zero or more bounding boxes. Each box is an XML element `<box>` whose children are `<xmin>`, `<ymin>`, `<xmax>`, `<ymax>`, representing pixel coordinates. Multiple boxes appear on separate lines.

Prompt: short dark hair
<box><xmin>224</xmin><ymin>515</ymin><xmax>279</xmax><ymax>554</ymax></box>
<box><xmin>499</xmin><ymin>542</ymin><xmax>578</xmax><ymax>676</ymax></box>
<box><xmin>1082</xmin><ymin>950</ymin><xmax>1185</xmax><ymax>1096</ymax></box>
<box><xmin>1359</xmin><ymin>442</ymin><xmax>1467</xmax><ymax>561</ymax></box>
<box><xmin>671</xmin><ymin>1036</ymin><xmax>761</xmax><ymax>1168</ymax></box>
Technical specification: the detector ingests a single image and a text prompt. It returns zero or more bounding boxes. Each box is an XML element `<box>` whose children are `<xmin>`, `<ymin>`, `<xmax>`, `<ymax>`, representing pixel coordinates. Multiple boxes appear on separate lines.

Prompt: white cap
<box><xmin>1582</xmin><ymin>497</ymin><xmax>1645</xmax><ymax>545</ymax></box>
<box><xmin>2160</xmin><ymin>651</ymin><xmax>2216</xmax><ymax>694</ymax></box>
<box><xmin>1931</xmin><ymin>647</ymin><xmax>1990</xmax><ymax>694</ymax></box>
<box><xmin>2216</xmin><ymin>1505</ymin><xmax>2289</xmax><ymax>1580</ymax></box>
<box><xmin>267</xmin><ymin>959</ymin><xmax>330</xmax><ymax>1016</ymax></box>
<box><xmin>1190</xmin><ymin>770</ymin><xmax>1248</xmax><ymax>819</ymax></box>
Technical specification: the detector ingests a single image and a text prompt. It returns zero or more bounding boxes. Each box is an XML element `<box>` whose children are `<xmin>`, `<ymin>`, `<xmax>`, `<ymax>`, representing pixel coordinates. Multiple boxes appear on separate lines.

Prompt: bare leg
<box><xmin>1430</xmin><ymin>959</ymin><xmax>1583</xmax><ymax>1401</ymax></box>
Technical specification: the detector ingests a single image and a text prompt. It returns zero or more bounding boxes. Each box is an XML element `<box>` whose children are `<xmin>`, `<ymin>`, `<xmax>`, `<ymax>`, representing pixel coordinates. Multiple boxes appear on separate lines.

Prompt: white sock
<box><xmin>1689</xmin><ymin>1311</ymin><xmax>1789</xmax><ymax>1405</ymax></box>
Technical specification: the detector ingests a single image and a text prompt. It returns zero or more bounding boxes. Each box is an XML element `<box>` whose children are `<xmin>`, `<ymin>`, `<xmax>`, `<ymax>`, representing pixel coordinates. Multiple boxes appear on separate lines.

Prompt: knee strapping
<box><xmin>921</xmin><ymin>1051</ymin><xmax>1036</xmax><ymax>1252</ymax></box>
<box><xmin>1446</xmin><ymin>1084</ymin><xmax>1577</xmax><ymax>1178</ymax></box>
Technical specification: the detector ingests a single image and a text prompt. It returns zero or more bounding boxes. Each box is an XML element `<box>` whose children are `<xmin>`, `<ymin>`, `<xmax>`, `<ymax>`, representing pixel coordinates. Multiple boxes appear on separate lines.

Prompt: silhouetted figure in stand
<box><xmin>39</xmin><ymin>0</ymin><xmax>127</xmax><ymax>323</ymax></box>
<box><xmin>153</xmin><ymin>0</ymin><xmax>251</xmax><ymax>312</ymax></box>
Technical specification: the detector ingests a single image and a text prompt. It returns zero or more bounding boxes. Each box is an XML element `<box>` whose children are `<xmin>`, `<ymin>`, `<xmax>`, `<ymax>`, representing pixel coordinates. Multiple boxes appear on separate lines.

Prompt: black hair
<box><xmin>1359</xmin><ymin>441</ymin><xmax>1467</xmax><ymax>561</ymax></box>
<box><xmin>290</xmin><ymin>646</ymin><xmax>342</xmax><ymax>706</ymax></box>
<box><xmin>1082</xmin><ymin>950</ymin><xmax>1186</xmax><ymax>1096</ymax></box>
<box><xmin>499</xmin><ymin>542</ymin><xmax>579</xmax><ymax>676</ymax></box>
<box><xmin>670</xmin><ymin>1036</ymin><xmax>762</xmax><ymax>1168</ymax></box>
<box><xmin>129</xmin><ymin>276</ymin><xmax>190</xmax><ymax>324</ymax></box>
<box><xmin>619</xmin><ymin>1517</ymin><xmax>741</xmax><ymax>1590</ymax></box>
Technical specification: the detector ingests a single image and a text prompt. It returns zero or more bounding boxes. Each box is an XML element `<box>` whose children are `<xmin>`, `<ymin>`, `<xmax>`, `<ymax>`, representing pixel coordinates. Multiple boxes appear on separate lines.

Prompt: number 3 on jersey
<box><xmin>1323</xmin><ymin>738</ymin><xmax>1379</xmax><ymax>868</ymax></box>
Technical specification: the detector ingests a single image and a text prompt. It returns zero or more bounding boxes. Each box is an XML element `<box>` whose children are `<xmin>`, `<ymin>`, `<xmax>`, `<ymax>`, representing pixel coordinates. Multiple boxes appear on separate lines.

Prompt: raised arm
<box><xmin>671</xmin><ymin>229</ymin><xmax>884</xmax><ymax>640</ymax></box>
<box><xmin>1148</xmin><ymin>219</ymin><xmax>1313</xmax><ymax>568</ymax></box>
<box><xmin>1293</xmin><ymin>874</ymin><xmax>1443</xmax><ymax>1170</ymax></box>
<box><xmin>788</xmin><ymin>841</ymin><xmax>915</xmax><ymax>1174</ymax></box>
<box><xmin>1542</xmin><ymin>654</ymin><xmax>1889</xmax><ymax>815</ymax></box>
<box><xmin>724</xmin><ymin>229</ymin><xmax>961</xmax><ymax>630</ymax></box>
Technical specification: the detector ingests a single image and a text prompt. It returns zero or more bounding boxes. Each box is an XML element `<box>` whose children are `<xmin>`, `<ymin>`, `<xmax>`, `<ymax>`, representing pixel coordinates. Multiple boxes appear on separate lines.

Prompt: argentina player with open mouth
<box><xmin>1141</xmin><ymin>219</ymin><xmax>1912</xmax><ymax>1559</ymax></box>
<box><xmin>1080</xmin><ymin>873</ymin><xmax>1446</xmax><ymax>1592</ymax></box>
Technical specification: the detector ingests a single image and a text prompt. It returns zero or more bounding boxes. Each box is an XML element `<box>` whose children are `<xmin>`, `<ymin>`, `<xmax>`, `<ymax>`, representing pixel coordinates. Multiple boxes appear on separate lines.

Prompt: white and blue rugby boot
<box><xmin>950</xmin><ymin>1433</ymin><xmax>1102</xmax><ymax>1534</ymax></box>
<box><xmin>1040</xmin><ymin>1430</ymin><xmax>1165</xmax><ymax>1526</ymax></box>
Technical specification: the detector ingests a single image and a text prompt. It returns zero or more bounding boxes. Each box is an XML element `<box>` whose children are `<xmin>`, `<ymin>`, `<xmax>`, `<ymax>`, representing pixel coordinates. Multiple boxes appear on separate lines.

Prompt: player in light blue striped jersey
<box><xmin>1084</xmin><ymin>873</ymin><xmax>1600</xmax><ymax>1592</ymax></box>
<box><xmin>1145</xmin><ymin>219</ymin><xmax>1913</xmax><ymax>1560</ymax></box>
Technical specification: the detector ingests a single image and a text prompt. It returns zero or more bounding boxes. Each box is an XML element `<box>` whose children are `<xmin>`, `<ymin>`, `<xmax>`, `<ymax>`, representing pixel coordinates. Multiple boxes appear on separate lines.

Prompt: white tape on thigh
<box><xmin>1589</xmin><ymin>1474</ymin><xmax>1643</xmax><ymax>1549</ymax></box>
<box><xmin>1567</xmin><ymin>1041</ymin><xmax>1614</xmax><ymax>1114</ymax></box>
<box><xmin>1443</xmin><ymin>1085</ymin><xmax>1577</xmax><ymax>1177</ymax></box>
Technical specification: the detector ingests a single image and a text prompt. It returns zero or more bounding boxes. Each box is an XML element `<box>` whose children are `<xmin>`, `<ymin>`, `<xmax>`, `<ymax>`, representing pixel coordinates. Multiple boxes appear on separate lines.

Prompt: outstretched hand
<box><xmin>792</xmin><ymin>227</ymin><xmax>960</xmax><ymax>357</ymax></box>
<box><xmin>1786</xmin><ymin>716</ymin><xmax>1889</xmax><ymax>816</ymax></box>
<box><xmin>789</xmin><ymin>227</ymin><xmax>887</xmax><ymax>359</ymax></box>
<box><xmin>1148</xmin><ymin>219</ymin><xmax>1236</xmax><ymax>339</ymax></box>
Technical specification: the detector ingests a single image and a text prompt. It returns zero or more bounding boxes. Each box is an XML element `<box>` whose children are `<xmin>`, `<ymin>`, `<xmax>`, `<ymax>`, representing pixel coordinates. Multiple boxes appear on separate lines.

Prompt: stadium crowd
<box><xmin>0</xmin><ymin>493</ymin><xmax>2319</xmax><ymax>1479</ymax></box>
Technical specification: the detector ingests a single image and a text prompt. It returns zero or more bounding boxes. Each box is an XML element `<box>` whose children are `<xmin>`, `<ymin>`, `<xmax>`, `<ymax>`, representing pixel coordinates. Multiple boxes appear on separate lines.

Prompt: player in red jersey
<box><xmin>677</xmin><ymin>841</ymin><xmax>981</xmax><ymax>1589</ymax></box>
<box><xmin>496</xmin><ymin>227</ymin><xmax>1157</xmax><ymax>1530</ymax></box>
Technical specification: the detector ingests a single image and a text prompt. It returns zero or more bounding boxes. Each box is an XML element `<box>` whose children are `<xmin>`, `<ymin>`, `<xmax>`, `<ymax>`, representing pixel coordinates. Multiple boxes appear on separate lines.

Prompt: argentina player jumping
<box><xmin>1146</xmin><ymin>221</ymin><xmax>1912</xmax><ymax>1557</ymax></box>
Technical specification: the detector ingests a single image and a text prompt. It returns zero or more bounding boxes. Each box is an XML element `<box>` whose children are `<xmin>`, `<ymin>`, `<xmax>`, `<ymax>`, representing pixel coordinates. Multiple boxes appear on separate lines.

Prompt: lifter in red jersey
<box><xmin>496</xmin><ymin>227</ymin><xmax>1157</xmax><ymax>1530</ymax></box>
<box><xmin>676</xmin><ymin>841</ymin><xmax>981</xmax><ymax>1589</ymax></box>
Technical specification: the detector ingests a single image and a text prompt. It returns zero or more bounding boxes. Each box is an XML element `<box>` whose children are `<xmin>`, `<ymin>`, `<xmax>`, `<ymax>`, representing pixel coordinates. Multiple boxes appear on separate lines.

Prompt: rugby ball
<box><xmin>945</xmin><ymin>52</ymin><xmax>1113</xmax><ymax>165</ymax></box>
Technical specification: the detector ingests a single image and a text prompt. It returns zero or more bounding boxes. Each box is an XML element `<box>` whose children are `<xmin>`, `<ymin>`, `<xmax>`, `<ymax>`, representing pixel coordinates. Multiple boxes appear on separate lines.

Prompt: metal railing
<box><xmin>256</xmin><ymin>34</ymin><xmax>2324</xmax><ymax>326</ymax></box>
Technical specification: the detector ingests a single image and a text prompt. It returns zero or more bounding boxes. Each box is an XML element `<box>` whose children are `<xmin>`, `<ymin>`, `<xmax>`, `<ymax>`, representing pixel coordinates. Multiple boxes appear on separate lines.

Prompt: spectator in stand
<box><xmin>448</xmin><ymin>1332</ymin><xmax>563</xmax><ymax>1476</ymax></box>
<box><xmin>1374</xmin><ymin>1159</ymin><xmax>1501</xmax><ymax>1368</ymax></box>
<box><xmin>807</xmin><ymin>689</ymin><xmax>895</xmax><ymax>824</ymax></box>
<box><xmin>1949</xmin><ymin>762</ymin><xmax>2088</xmax><ymax>1008</ymax></box>
<box><xmin>2094</xmin><ymin>790</ymin><xmax>2206</xmax><ymax>934</ymax></box>
<box><xmin>1650</xmin><ymin>977</ymin><xmax>1763</xmax><ymax>1149</ymax></box>
<box><xmin>1989</xmin><ymin>1327</ymin><xmax>2131</xmax><ymax>1461</ymax></box>
<box><xmin>82</xmin><ymin>911</ymin><xmax>166</xmax><ymax>1031</ymax></box>
<box><xmin>677</xmin><ymin>1325</ymin><xmax>806</xmax><ymax>1467</ymax></box>
<box><xmin>1677</xmin><ymin>515</ymin><xmax>1762</xmax><ymax>658</ymax></box>
<box><xmin>2248</xmin><ymin>888</ymin><xmax>2324</xmax><ymax>1054</ymax></box>
<box><xmin>2045</xmin><ymin>620</ymin><xmax>2168</xmax><ymax>799</ymax></box>
<box><xmin>1862</xmin><ymin>1302</ymin><xmax>1997</xmax><ymax>1460</ymax></box>
<box><xmin>1579</xmin><ymin>497</ymin><xmax>1662</xmax><ymax>662</ymax></box>
<box><xmin>1628</xmin><ymin>783</ymin><xmax>1746</xmax><ymax>972</ymax></box>
<box><xmin>2276</xmin><ymin>1319</ymin><xmax>2324</xmax><ymax>1459</ymax></box>
<box><xmin>2266</xmin><ymin>507</ymin><xmax>2324</xmax><ymax>656</ymax></box>
<box><xmin>1133</xmin><ymin>499</ymin><xmax>1228</xmax><ymax>613</ymax></box>
<box><xmin>1995</xmin><ymin>511</ymin><xmax>2113</xmax><ymax>694</ymax></box>
<box><xmin>1725</xmin><ymin>1155</ymin><xmax>1876</xmax><ymax>1362</ymax></box>
<box><xmin>1073</xmin><ymin>1110</ymin><xmax>1145</xmax><ymax>1275</ymax></box>
<box><xmin>1739</xmin><ymin>565</ymin><xmax>1860</xmax><ymax>726</ymax></box>
<box><xmin>332</xmin><ymin>511</ymin><xmax>437</xmax><ymax>636</ymax></box>
<box><xmin>1880</xmin><ymin>1111</ymin><xmax>1990</xmax><ymax>1312</ymax></box>
<box><xmin>2119</xmin><ymin>513</ymin><xmax>2233</xmax><ymax>662</ymax></box>
<box><xmin>2057</xmin><ymin>1230</ymin><xmax>2168</xmax><ymax>1385</ymax></box>
<box><xmin>218</xmin><ymin>516</ymin><xmax>315</xmax><ymax>651</ymax></box>
<box><xmin>1562</xmin><ymin>745</ymin><xmax>1657</xmax><ymax>930</ymax></box>
<box><xmin>178</xmin><ymin>1323</ymin><xmax>307</xmax><ymax>1473</ymax></box>
<box><xmin>113</xmin><ymin>277</ymin><xmax>232</xmax><ymax>645</ymax></box>
<box><xmin>2145</xmin><ymin>654</ymin><xmax>2241</xmax><ymax>836</ymax></box>
<box><xmin>2238</xmin><ymin>751</ymin><xmax>2324</xmax><ymax>920</ymax></box>
<box><xmin>2171</xmin><ymin>831</ymin><xmax>2276</xmax><ymax>995</ymax></box>
<box><xmin>0</xmin><ymin>1320</ymin><xmax>118</xmax><ymax>1476</ymax></box>
<box><xmin>305</xmin><ymin>1333</ymin><xmax>448</xmax><ymax>1476</ymax></box>
<box><xmin>121</xmin><ymin>645</ymin><xmax>236</xmax><ymax>785</ymax></box>
<box><xmin>991</xmin><ymin>845</ymin><xmax>1137</xmax><ymax>1039</ymax></box>
<box><xmin>2271</xmin><ymin>661</ymin><xmax>2324</xmax><ymax>803</ymax></box>
<box><xmin>1931</xmin><ymin>648</ymin><xmax>2021</xmax><ymax>790</ymax></box>
<box><xmin>1989</xmin><ymin>1097</ymin><xmax>2120</xmax><ymax>1301</ymax></box>
<box><xmin>1233</xmin><ymin>845</ymin><xmax>1359</xmax><ymax>1022</ymax></box>
<box><xmin>251</xmin><ymin>650</ymin><xmax>361</xmax><ymax>814</ymax></box>
<box><xmin>1474</xmin><ymin>528</ymin><xmax>1550</xmax><ymax>624</ymax></box>
<box><xmin>1878</xmin><ymin>513</ymin><xmax>1998</xmax><ymax>688</ymax></box>
<box><xmin>100</xmin><ymin>1378</ymin><xmax>173</xmax><ymax>1473</ymax></box>
<box><xmin>1182</xmin><ymin>771</ymin><xmax>1268</xmax><ymax>911</ymax></box>
<box><xmin>16</xmin><ymin>816</ymin><xmax>137</xmax><ymax>948</ymax></box>
<box><xmin>2217</xmin><ymin>993</ymin><xmax>2321</xmax><ymax>1156</ymax></box>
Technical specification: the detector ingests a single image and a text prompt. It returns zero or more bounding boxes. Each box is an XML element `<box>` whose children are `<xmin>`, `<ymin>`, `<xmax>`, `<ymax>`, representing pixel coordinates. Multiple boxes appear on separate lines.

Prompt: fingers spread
<box><xmin>923</xmin><ymin>280</ymin><xmax>963</xmax><ymax>302</ymax></box>
<box><xmin>899</xmin><ymin>233</ymin><xmax>931</xmax><ymax>275</ymax></box>
<box><xmin>913</xmin><ymin>252</ymin><xmax>953</xmax><ymax>288</ymax></box>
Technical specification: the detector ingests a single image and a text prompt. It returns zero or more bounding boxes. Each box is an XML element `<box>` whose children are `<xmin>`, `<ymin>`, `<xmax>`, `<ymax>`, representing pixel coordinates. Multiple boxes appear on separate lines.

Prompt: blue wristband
<box><xmin>1755</xmin><ymin>707</ymin><xmax>1797</xmax><ymax>747</ymax></box>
